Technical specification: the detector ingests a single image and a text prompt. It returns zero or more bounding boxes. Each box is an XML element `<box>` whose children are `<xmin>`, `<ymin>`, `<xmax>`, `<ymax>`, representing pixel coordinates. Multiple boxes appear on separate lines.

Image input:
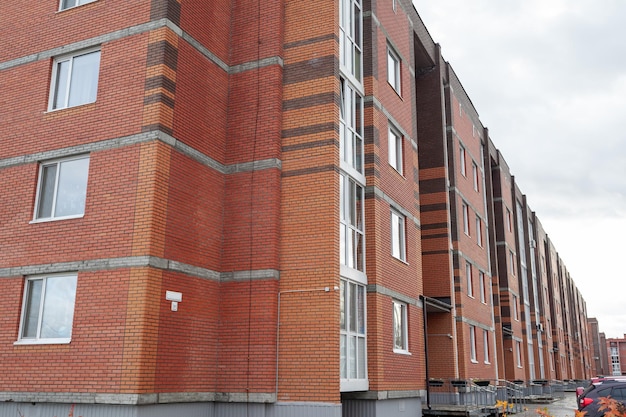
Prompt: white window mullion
<box><xmin>50</xmin><ymin>164</ymin><xmax>61</xmax><ymax>218</ymax></box>
<box><xmin>64</xmin><ymin>58</ymin><xmax>74</xmax><ymax>109</ymax></box>
<box><xmin>35</xmin><ymin>278</ymin><xmax>47</xmax><ymax>339</ymax></box>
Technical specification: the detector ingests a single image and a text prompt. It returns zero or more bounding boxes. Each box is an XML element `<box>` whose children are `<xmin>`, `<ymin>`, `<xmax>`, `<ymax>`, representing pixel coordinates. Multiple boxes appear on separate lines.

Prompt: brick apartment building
<box><xmin>606</xmin><ymin>336</ymin><xmax>626</xmax><ymax>376</ymax></box>
<box><xmin>0</xmin><ymin>0</ymin><xmax>597</xmax><ymax>416</ymax></box>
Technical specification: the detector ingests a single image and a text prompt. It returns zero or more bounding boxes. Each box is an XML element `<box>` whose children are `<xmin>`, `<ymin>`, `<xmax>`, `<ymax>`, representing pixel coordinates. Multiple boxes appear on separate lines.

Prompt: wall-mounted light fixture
<box><xmin>166</xmin><ymin>291</ymin><xmax>182</xmax><ymax>311</ymax></box>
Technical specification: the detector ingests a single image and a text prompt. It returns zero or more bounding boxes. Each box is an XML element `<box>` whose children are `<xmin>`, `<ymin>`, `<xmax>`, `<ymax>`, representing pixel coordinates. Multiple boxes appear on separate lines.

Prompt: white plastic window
<box><xmin>33</xmin><ymin>155</ymin><xmax>90</xmax><ymax>221</ymax></box>
<box><xmin>17</xmin><ymin>274</ymin><xmax>78</xmax><ymax>344</ymax></box>
<box><xmin>49</xmin><ymin>49</ymin><xmax>100</xmax><ymax>110</ymax></box>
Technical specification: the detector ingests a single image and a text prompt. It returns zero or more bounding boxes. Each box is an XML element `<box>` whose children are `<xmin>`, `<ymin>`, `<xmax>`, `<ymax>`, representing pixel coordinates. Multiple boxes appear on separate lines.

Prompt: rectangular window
<box><xmin>472</xmin><ymin>162</ymin><xmax>480</xmax><ymax>191</ymax></box>
<box><xmin>506</xmin><ymin>207</ymin><xmax>512</xmax><ymax>232</ymax></box>
<box><xmin>340</xmin><ymin>79</ymin><xmax>364</xmax><ymax>176</ymax></box>
<box><xmin>18</xmin><ymin>274</ymin><xmax>78</xmax><ymax>344</ymax></box>
<box><xmin>475</xmin><ymin>216</ymin><xmax>482</xmax><ymax>246</ymax></box>
<box><xmin>33</xmin><ymin>155</ymin><xmax>90</xmax><ymax>221</ymax></box>
<box><xmin>466</xmin><ymin>262</ymin><xmax>473</xmax><ymax>297</ymax></box>
<box><xmin>509</xmin><ymin>250</ymin><xmax>516</xmax><ymax>275</ymax></box>
<box><xmin>339</xmin><ymin>0</ymin><xmax>362</xmax><ymax>83</ymax></box>
<box><xmin>393</xmin><ymin>301</ymin><xmax>408</xmax><ymax>353</ymax></box>
<box><xmin>388</xmin><ymin>125</ymin><xmax>403</xmax><ymax>174</ymax></box>
<box><xmin>459</xmin><ymin>145</ymin><xmax>467</xmax><ymax>176</ymax></box>
<box><xmin>387</xmin><ymin>46</ymin><xmax>401</xmax><ymax>94</ymax></box>
<box><xmin>49</xmin><ymin>49</ymin><xmax>101</xmax><ymax>111</ymax></box>
<box><xmin>340</xmin><ymin>279</ymin><xmax>368</xmax><ymax>390</ymax></box>
<box><xmin>340</xmin><ymin>174</ymin><xmax>365</xmax><ymax>272</ymax></box>
<box><xmin>470</xmin><ymin>325</ymin><xmax>477</xmax><ymax>362</ymax></box>
<box><xmin>390</xmin><ymin>209</ymin><xmax>406</xmax><ymax>261</ymax></box>
<box><xmin>480</xmin><ymin>272</ymin><xmax>488</xmax><ymax>304</ymax></box>
<box><xmin>516</xmin><ymin>340</ymin><xmax>522</xmax><ymax>367</ymax></box>
<box><xmin>512</xmin><ymin>294</ymin><xmax>519</xmax><ymax>321</ymax></box>
<box><xmin>483</xmin><ymin>329</ymin><xmax>490</xmax><ymax>363</ymax></box>
<box><xmin>60</xmin><ymin>0</ymin><xmax>96</xmax><ymax>10</ymax></box>
<box><xmin>462</xmin><ymin>202</ymin><xmax>470</xmax><ymax>235</ymax></box>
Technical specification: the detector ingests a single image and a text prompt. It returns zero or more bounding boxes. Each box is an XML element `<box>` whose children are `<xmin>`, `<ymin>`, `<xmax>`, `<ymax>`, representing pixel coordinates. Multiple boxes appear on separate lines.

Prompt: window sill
<box><xmin>389</xmin><ymin>164</ymin><xmax>405</xmax><ymax>178</ymax></box>
<box><xmin>43</xmin><ymin>102</ymin><xmax>97</xmax><ymax>118</ymax></box>
<box><xmin>30</xmin><ymin>214</ymin><xmax>85</xmax><ymax>224</ymax></box>
<box><xmin>392</xmin><ymin>255</ymin><xmax>409</xmax><ymax>265</ymax></box>
<box><xmin>393</xmin><ymin>349</ymin><xmax>411</xmax><ymax>355</ymax></box>
<box><xmin>470</xmin><ymin>359</ymin><xmax>479</xmax><ymax>364</ymax></box>
<box><xmin>14</xmin><ymin>338</ymin><xmax>71</xmax><ymax>346</ymax></box>
<box><xmin>387</xmin><ymin>82</ymin><xmax>403</xmax><ymax>99</ymax></box>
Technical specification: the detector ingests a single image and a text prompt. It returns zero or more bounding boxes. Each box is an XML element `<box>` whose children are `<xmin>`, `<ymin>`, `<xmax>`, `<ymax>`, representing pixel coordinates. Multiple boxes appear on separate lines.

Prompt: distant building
<box><xmin>606</xmin><ymin>336</ymin><xmax>626</xmax><ymax>376</ymax></box>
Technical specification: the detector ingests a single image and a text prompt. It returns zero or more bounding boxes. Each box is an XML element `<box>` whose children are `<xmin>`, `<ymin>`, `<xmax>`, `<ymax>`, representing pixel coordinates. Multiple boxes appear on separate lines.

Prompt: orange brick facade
<box><xmin>0</xmin><ymin>0</ymin><xmax>596</xmax><ymax>416</ymax></box>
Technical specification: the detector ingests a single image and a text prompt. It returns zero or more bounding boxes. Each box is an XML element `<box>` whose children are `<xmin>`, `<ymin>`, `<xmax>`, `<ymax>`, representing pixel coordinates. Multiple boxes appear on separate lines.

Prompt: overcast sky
<box><xmin>413</xmin><ymin>1</ymin><xmax>626</xmax><ymax>339</ymax></box>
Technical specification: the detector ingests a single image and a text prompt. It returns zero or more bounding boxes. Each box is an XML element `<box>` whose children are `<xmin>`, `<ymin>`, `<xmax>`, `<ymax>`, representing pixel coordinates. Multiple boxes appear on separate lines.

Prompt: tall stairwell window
<box><xmin>339</xmin><ymin>0</ymin><xmax>362</xmax><ymax>86</ymax></box>
<box><xmin>339</xmin><ymin>0</ymin><xmax>366</xmax><ymax>391</ymax></box>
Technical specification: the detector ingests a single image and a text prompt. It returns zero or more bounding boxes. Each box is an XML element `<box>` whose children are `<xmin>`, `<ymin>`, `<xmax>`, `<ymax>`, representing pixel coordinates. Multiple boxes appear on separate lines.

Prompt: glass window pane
<box><xmin>389</xmin><ymin>129</ymin><xmax>397</xmax><ymax>167</ymax></box>
<box><xmin>340</xmin><ymin>334</ymin><xmax>347</xmax><ymax>378</ymax></box>
<box><xmin>349</xmin><ymin>336</ymin><xmax>357</xmax><ymax>378</ymax></box>
<box><xmin>349</xmin><ymin>283</ymin><xmax>356</xmax><ymax>332</ymax></box>
<box><xmin>40</xmin><ymin>276</ymin><xmax>77</xmax><ymax>339</ymax></box>
<box><xmin>354</xmin><ymin>94</ymin><xmax>362</xmax><ymax>171</ymax></box>
<box><xmin>68</xmin><ymin>51</ymin><xmax>100</xmax><ymax>107</ymax></box>
<box><xmin>391</xmin><ymin>212</ymin><xmax>399</xmax><ymax>258</ymax></box>
<box><xmin>357</xmin><ymin>337</ymin><xmax>366</xmax><ymax>377</ymax></box>
<box><xmin>357</xmin><ymin>285</ymin><xmax>365</xmax><ymax>334</ymax></box>
<box><xmin>355</xmin><ymin>228</ymin><xmax>363</xmax><ymax>271</ymax></box>
<box><xmin>340</xmin><ymin>224</ymin><xmax>346</xmax><ymax>266</ymax></box>
<box><xmin>37</xmin><ymin>164</ymin><xmax>57</xmax><ymax>219</ymax></box>
<box><xmin>54</xmin><ymin>158</ymin><xmax>89</xmax><ymax>217</ymax></box>
<box><xmin>340</xmin><ymin>281</ymin><xmax>346</xmax><ymax>330</ymax></box>
<box><xmin>22</xmin><ymin>279</ymin><xmax>43</xmax><ymax>338</ymax></box>
<box><xmin>393</xmin><ymin>303</ymin><xmax>401</xmax><ymax>348</ymax></box>
<box><xmin>388</xmin><ymin>52</ymin><xmax>395</xmax><ymax>86</ymax></box>
<box><xmin>53</xmin><ymin>60</ymin><xmax>70</xmax><ymax>109</ymax></box>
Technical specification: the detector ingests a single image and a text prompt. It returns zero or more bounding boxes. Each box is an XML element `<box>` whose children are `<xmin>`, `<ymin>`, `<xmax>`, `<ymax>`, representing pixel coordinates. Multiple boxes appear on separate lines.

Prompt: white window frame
<box><xmin>512</xmin><ymin>294</ymin><xmax>519</xmax><ymax>321</ymax></box>
<box><xmin>483</xmin><ymin>329</ymin><xmax>490</xmax><ymax>364</ymax></box>
<box><xmin>393</xmin><ymin>300</ymin><xmax>409</xmax><ymax>353</ymax></box>
<box><xmin>475</xmin><ymin>215</ymin><xmax>482</xmax><ymax>246</ymax></box>
<box><xmin>49</xmin><ymin>48</ymin><xmax>101</xmax><ymax>111</ymax></box>
<box><xmin>462</xmin><ymin>202</ymin><xmax>470</xmax><ymax>236</ymax></box>
<box><xmin>459</xmin><ymin>145</ymin><xmax>467</xmax><ymax>176</ymax></box>
<box><xmin>479</xmin><ymin>272</ymin><xmax>488</xmax><ymax>304</ymax></box>
<box><xmin>466</xmin><ymin>262</ymin><xmax>473</xmax><ymax>297</ymax></box>
<box><xmin>390</xmin><ymin>209</ymin><xmax>406</xmax><ymax>262</ymax></box>
<box><xmin>16</xmin><ymin>273</ymin><xmax>78</xmax><ymax>345</ymax></box>
<box><xmin>469</xmin><ymin>325</ymin><xmax>477</xmax><ymax>362</ymax></box>
<box><xmin>340</xmin><ymin>279</ymin><xmax>368</xmax><ymax>391</ymax></box>
<box><xmin>472</xmin><ymin>161</ymin><xmax>480</xmax><ymax>191</ymax></box>
<box><xmin>340</xmin><ymin>173</ymin><xmax>365</xmax><ymax>275</ymax></box>
<box><xmin>32</xmin><ymin>155</ymin><xmax>90</xmax><ymax>222</ymax></box>
<box><xmin>340</xmin><ymin>78</ymin><xmax>364</xmax><ymax>180</ymax></box>
<box><xmin>59</xmin><ymin>0</ymin><xmax>96</xmax><ymax>11</ymax></box>
<box><xmin>506</xmin><ymin>207</ymin><xmax>512</xmax><ymax>232</ymax></box>
<box><xmin>388</xmin><ymin>124</ymin><xmax>403</xmax><ymax>174</ymax></box>
<box><xmin>516</xmin><ymin>341</ymin><xmax>523</xmax><ymax>368</ymax></box>
<box><xmin>387</xmin><ymin>46</ymin><xmax>401</xmax><ymax>94</ymax></box>
<box><xmin>339</xmin><ymin>0</ymin><xmax>363</xmax><ymax>86</ymax></box>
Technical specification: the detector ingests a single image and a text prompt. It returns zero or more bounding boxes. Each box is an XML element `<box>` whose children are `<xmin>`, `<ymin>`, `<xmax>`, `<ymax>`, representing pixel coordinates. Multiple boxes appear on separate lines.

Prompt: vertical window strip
<box><xmin>470</xmin><ymin>325</ymin><xmax>477</xmax><ymax>361</ymax></box>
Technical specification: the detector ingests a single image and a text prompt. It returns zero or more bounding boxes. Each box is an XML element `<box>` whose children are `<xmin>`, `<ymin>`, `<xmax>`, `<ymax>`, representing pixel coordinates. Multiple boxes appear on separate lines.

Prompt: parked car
<box><xmin>578</xmin><ymin>379</ymin><xmax>626</xmax><ymax>417</ymax></box>
<box><xmin>577</xmin><ymin>378</ymin><xmax>625</xmax><ymax>398</ymax></box>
